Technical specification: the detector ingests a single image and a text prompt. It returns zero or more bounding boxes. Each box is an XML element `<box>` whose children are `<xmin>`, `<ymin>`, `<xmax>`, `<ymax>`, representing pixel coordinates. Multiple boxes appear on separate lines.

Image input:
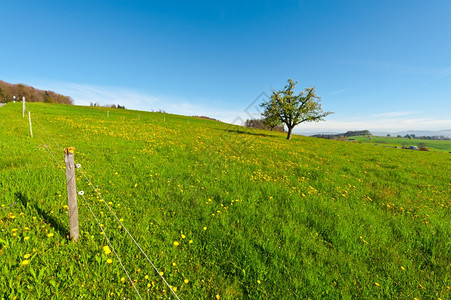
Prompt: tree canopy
<box><xmin>261</xmin><ymin>79</ymin><xmax>333</xmax><ymax>140</ymax></box>
<box><xmin>0</xmin><ymin>80</ymin><xmax>73</xmax><ymax>104</ymax></box>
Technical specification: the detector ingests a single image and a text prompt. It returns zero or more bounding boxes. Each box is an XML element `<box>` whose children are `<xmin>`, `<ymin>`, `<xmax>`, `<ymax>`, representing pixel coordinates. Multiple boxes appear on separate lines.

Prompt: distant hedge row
<box><xmin>0</xmin><ymin>80</ymin><xmax>73</xmax><ymax>105</ymax></box>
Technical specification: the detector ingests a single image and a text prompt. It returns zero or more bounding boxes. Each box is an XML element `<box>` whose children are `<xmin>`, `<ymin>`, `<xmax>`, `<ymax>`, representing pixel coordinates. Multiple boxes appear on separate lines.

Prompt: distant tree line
<box><xmin>0</xmin><ymin>80</ymin><xmax>73</xmax><ymax>104</ymax></box>
<box><xmin>244</xmin><ymin>118</ymin><xmax>285</xmax><ymax>132</ymax></box>
<box><xmin>193</xmin><ymin>115</ymin><xmax>221</xmax><ymax>122</ymax></box>
<box><xmin>90</xmin><ymin>102</ymin><xmax>126</xmax><ymax>109</ymax></box>
<box><xmin>312</xmin><ymin>130</ymin><xmax>371</xmax><ymax>140</ymax></box>
<box><xmin>404</xmin><ymin>134</ymin><xmax>450</xmax><ymax>140</ymax></box>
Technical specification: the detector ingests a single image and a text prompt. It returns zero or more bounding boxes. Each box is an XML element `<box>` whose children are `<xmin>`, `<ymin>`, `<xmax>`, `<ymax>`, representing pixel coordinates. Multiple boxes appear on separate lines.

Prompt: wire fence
<box><xmin>30</xmin><ymin>112</ymin><xmax>181</xmax><ymax>299</ymax></box>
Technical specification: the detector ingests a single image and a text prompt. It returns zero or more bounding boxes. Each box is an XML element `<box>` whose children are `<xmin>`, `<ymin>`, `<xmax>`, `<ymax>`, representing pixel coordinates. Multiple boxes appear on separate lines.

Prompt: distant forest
<box><xmin>0</xmin><ymin>80</ymin><xmax>73</xmax><ymax>104</ymax></box>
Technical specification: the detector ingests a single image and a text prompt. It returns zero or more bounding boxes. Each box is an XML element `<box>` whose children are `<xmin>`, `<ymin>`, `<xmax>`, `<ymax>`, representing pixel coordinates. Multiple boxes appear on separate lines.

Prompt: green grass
<box><xmin>350</xmin><ymin>135</ymin><xmax>451</xmax><ymax>152</ymax></box>
<box><xmin>1</xmin><ymin>102</ymin><xmax>450</xmax><ymax>299</ymax></box>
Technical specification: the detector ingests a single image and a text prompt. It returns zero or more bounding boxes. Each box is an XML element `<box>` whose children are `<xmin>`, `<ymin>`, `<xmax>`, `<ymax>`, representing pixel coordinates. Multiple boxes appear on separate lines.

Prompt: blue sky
<box><xmin>1</xmin><ymin>0</ymin><xmax>450</xmax><ymax>133</ymax></box>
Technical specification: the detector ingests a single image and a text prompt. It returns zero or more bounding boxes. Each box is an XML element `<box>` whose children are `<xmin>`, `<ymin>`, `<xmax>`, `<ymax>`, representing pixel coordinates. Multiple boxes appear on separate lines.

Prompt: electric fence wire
<box><xmin>78</xmin><ymin>169</ymin><xmax>181</xmax><ymax>300</ymax></box>
<box><xmin>34</xmin><ymin>126</ymin><xmax>66</xmax><ymax>176</ymax></box>
<box><xmin>31</xmin><ymin>110</ymin><xmax>181</xmax><ymax>300</ymax></box>
<box><xmin>79</xmin><ymin>193</ymin><xmax>143</xmax><ymax>300</ymax></box>
<box><xmin>33</xmin><ymin>116</ymin><xmax>64</xmax><ymax>151</ymax></box>
<box><xmin>32</xmin><ymin>116</ymin><xmax>143</xmax><ymax>299</ymax></box>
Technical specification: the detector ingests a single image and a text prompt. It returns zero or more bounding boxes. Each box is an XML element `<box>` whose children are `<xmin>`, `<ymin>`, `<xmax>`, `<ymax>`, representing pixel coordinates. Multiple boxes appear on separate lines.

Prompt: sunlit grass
<box><xmin>0</xmin><ymin>102</ymin><xmax>450</xmax><ymax>299</ymax></box>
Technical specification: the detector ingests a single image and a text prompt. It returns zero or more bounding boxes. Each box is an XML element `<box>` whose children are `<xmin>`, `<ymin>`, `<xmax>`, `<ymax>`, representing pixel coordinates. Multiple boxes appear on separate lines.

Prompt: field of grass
<box><xmin>350</xmin><ymin>135</ymin><xmax>451</xmax><ymax>152</ymax></box>
<box><xmin>1</xmin><ymin>102</ymin><xmax>450</xmax><ymax>299</ymax></box>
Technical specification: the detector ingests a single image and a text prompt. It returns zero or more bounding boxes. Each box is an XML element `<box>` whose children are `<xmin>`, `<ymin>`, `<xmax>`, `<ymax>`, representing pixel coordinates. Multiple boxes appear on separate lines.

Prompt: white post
<box><xmin>28</xmin><ymin>111</ymin><xmax>33</xmax><ymax>137</ymax></box>
<box><xmin>22</xmin><ymin>97</ymin><xmax>25</xmax><ymax>118</ymax></box>
<box><xmin>13</xmin><ymin>96</ymin><xmax>16</xmax><ymax>103</ymax></box>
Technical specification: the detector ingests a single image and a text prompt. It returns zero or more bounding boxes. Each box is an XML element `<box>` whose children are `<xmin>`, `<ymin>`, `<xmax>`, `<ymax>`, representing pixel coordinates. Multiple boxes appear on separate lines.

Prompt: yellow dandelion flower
<box><xmin>145</xmin><ymin>275</ymin><xmax>149</xmax><ymax>279</ymax></box>
<box><xmin>216</xmin><ymin>295</ymin><xmax>220</xmax><ymax>299</ymax></box>
<box><xmin>401</xmin><ymin>266</ymin><xmax>406</xmax><ymax>271</ymax></box>
<box><xmin>257</xmin><ymin>280</ymin><xmax>261</xmax><ymax>284</ymax></box>
<box><xmin>160</xmin><ymin>271</ymin><xmax>164</xmax><ymax>276</ymax></box>
<box><xmin>103</xmin><ymin>246</ymin><xmax>111</xmax><ymax>255</ymax></box>
<box><xmin>189</xmin><ymin>240</ymin><xmax>193</xmax><ymax>244</ymax></box>
<box><xmin>134</xmin><ymin>183</ymin><xmax>138</xmax><ymax>188</ymax></box>
<box><xmin>173</xmin><ymin>286</ymin><xmax>178</xmax><ymax>292</ymax></box>
<box><xmin>147</xmin><ymin>283</ymin><xmax>151</xmax><ymax>288</ymax></box>
<box><xmin>24</xmin><ymin>236</ymin><xmax>30</xmax><ymax>241</ymax></box>
<box><xmin>184</xmin><ymin>279</ymin><xmax>189</xmax><ymax>284</ymax></box>
<box><xmin>203</xmin><ymin>226</ymin><xmax>207</xmax><ymax>231</ymax></box>
<box><xmin>47</xmin><ymin>233</ymin><xmax>54</xmax><ymax>238</ymax></box>
<box><xmin>172</xmin><ymin>262</ymin><xmax>176</xmax><ymax>267</ymax></box>
<box><xmin>375</xmin><ymin>282</ymin><xmax>380</xmax><ymax>287</ymax></box>
<box><xmin>21</xmin><ymin>260</ymin><xmax>30</xmax><ymax>266</ymax></box>
<box><xmin>24</xmin><ymin>253</ymin><xmax>31</xmax><ymax>259</ymax></box>
<box><xmin>181</xmin><ymin>234</ymin><xmax>186</xmax><ymax>239</ymax></box>
<box><xmin>120</xmin><ymin>277</ymin><xmax>125</xmax><ymax>282</ymax></box>
<box><xmin>173</xmin><ymin>241</ymin><xmax>180</xmax><ymax>246</ymax></box>
<box><xmin>106</xmin><ymin>259</ymin><xmax>113</xmax><ymax>264</ymax></box>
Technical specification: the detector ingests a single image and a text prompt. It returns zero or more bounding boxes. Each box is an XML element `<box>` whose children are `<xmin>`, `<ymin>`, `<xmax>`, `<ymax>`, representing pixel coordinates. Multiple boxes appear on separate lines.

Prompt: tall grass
<box><xmin>1</xmin><ymin>102</ymin><xmax>450</xmax><ymax>299</ymax></box>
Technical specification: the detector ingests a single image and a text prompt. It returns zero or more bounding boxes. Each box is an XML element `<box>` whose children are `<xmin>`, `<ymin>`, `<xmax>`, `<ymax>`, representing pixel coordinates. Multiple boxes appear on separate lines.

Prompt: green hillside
<box><xmin>350</xmin><ymin>135</ymin><xmax>451</xmax><ymax>152</ymax></box>
<box><xmin>1</xmin><ymin>102</ymin><xmax>450</xmax><ymax>299</ymax></box>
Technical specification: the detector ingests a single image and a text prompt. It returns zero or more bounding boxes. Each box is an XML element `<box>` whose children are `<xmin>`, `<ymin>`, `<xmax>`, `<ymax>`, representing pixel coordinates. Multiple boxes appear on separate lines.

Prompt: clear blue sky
<box><xmin>1</xmin><ymin>0</ymin><xmax>450</xmax><ymax>133</ymax></box>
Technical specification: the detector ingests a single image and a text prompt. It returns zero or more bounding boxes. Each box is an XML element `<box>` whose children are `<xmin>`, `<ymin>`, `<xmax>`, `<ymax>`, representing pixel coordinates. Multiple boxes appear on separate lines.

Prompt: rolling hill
<box><xmin>0</xmin><ymin>102</ymin><xmax>450</xmax><ymax>299</ymax></box>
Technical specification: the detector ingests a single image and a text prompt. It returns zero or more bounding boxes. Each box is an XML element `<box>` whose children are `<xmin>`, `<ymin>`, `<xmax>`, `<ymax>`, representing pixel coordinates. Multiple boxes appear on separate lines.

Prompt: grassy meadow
<box><xmin>0</xmin><ymin>102</ymin><xmax>450</xmax><ymax>299</ymax></box>
<box><xmin>350</xmin><ymin>135</ymin><xmax>451</xmax><ymax>152</ymax></box>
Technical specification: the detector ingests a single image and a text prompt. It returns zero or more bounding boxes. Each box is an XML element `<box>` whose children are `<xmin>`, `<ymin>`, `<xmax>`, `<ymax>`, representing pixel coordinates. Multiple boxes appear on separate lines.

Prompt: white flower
<box><xmin>78</xmin><ymin>191</ymin><xmax>84</xmax><ymax>195</ymax></box>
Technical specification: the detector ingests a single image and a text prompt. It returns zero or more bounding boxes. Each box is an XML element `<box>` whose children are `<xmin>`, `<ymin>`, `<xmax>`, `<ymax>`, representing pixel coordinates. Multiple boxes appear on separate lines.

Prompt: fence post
<box><xmin>28</xmin><ymin>111</ymin><xmax>33</xmax><ymax>137</ymax></box>
<box><xmin>64</xmin><ymin>147</ymin><xmax>79</xmax><ymax>242</ymax></box>
<box><xmin>22</xmin><ymin>97</ymin><xmax>25</xmax><ymax>118</ymax></box>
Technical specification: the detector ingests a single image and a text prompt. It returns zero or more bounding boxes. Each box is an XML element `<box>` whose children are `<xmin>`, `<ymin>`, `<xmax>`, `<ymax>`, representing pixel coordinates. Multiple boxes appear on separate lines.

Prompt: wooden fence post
<box><xmin>28</xmin><ymin>111</ymin><xmax>33</xmax><ymax>137</ymax></box>
<box><xmin>64</xmin><ymin>147</ymin><xmax>79</xmax><ymax>242</ymax></box>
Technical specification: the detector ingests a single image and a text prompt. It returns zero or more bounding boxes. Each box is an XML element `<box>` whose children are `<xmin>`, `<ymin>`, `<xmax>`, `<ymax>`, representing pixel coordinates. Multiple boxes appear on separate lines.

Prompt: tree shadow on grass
<box><xmin>15</xmin><ymin>192</ymin><xmax>68</xmax><ymax>239</ymax></box>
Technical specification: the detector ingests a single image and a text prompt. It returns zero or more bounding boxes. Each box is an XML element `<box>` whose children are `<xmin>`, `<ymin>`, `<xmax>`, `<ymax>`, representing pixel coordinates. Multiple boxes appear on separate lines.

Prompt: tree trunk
<box><xmin>286</xmin><ymin>127</ymin><xmax>293</xmax><ymax>140</ymax></box>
